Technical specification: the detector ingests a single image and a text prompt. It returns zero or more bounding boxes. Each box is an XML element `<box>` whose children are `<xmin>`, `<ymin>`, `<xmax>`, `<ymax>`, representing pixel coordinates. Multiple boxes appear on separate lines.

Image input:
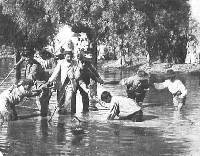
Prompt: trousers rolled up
<box><xmin>173</xmin><ymin>95</ymin><xmax>186</xmax><ymax>111</ymax></box>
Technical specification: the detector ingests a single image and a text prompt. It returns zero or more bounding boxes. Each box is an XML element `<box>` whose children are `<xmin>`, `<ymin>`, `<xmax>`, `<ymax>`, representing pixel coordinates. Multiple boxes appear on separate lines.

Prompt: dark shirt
<box><xmin>79</xmin><ymin>62</ymin><xmax>101</xmax><ymax>86</ymax></box>
<box><xmin>25</xmin><ymin>59</ymin><xmax>49</xmax><ymax>82</ymax></box>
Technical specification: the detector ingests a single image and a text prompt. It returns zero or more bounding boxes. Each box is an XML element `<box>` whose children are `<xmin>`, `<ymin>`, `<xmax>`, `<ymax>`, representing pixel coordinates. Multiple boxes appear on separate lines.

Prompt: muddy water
<box><xmin>0</xmin><ymin>58</ymin><xmax>200</xmax><ymax>156</ymax></box>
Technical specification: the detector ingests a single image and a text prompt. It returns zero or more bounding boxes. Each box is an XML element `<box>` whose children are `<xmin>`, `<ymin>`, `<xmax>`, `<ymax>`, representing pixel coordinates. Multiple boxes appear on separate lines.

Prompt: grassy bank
<box><xmin>100</xmin><ymin>58</ymin><xmax>200</xmax><ymax>75</ymax></box>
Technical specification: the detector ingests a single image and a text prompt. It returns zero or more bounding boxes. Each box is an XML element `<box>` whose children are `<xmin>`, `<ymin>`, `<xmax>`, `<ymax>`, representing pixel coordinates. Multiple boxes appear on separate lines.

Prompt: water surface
<box><xmin>0</xmin><ymin>58</ymin><xmax>200</xmax><ymax>156</ymax></box>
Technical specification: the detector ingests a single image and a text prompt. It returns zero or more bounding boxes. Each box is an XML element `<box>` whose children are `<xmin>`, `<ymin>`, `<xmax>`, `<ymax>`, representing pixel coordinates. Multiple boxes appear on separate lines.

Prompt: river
<box><xmin>0</xmin><ymin>58</ymin><xmax>200</xmax><ymax>156</ymax></box>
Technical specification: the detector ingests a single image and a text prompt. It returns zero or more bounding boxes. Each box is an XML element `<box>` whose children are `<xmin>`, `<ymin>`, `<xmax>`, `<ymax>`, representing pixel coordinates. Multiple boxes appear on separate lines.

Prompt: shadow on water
<box><xmin>142</xmin><ymin>102</ymin><xmax>164</xmax><ymax>108</ymax></box>
<box><xmin>142</xmin><ymin>115</ymin><xmax>158</xmax><ymax>121</ymax></box>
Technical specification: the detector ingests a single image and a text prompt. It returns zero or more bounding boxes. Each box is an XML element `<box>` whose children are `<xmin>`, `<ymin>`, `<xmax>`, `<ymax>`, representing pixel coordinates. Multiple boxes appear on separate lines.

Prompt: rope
<box><xmin>0</xmin><ymin>68</ymin><xmax>15</xmax><ymax>86</ymax></box>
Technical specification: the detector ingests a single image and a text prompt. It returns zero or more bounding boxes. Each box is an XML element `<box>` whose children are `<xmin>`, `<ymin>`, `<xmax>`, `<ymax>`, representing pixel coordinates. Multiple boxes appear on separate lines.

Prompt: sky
<box><xmin>189</xmin><ymin>0</ymin><xmax>200</xmax><ymax>23</ymax></box>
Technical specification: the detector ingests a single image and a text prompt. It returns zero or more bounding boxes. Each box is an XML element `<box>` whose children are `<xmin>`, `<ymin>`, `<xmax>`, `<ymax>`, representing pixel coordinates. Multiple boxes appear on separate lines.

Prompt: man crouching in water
<box><xmin>0</xmin><ymin>79</ymin><xmax>42</xmax><ymax>121</ymax></box>
<box><xmin>100</xmin><ymin>91</ymin><xmax>143</xmax><ymax>122</ymax></box>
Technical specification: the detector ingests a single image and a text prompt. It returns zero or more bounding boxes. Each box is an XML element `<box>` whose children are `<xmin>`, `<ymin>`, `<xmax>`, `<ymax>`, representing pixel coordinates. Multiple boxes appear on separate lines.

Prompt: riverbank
<box><xmin>139</xmin><ymin>62</ymin><xmax>200</xmax><ymax>74</ymax></box>
<box><xmin>100</xmin><ymin>59</ymin><xmax>200</xmax><ymax>75</ymax></box>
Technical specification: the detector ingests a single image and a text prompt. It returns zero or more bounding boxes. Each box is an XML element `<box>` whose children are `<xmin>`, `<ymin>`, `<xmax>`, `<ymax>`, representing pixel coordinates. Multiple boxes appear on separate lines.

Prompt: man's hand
<box><xmin>97</xmin><ymin>77</ymin><xmax>104</xmax><ymax>85</ymax></box>
<box><xmin>175</xmin><ymin>91</ymin><xmax>182</xmax><ymax>97</ymax></box>
<box><xmin>119</xmin><ymin>79</ymin><xmax>126</xmax><ymax>85</ymax></box>
<box><xmin>31</xmin><ymin>89</ymin><xmax>42</xmax><ymax>96</ymax></box>
<box><xmin>41</xmin><ymin>81</ymin><xmax>52</xmax><ymax>89</ymax></box>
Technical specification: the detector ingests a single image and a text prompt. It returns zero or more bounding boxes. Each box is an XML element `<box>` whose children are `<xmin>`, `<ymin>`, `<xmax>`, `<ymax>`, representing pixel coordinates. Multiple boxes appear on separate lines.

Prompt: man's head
<box><xmin>55</xmin><ymin>47</ymin><xmax>65</xmax><ymax>60</ymax></box>
<box><xmin>21</xmin><ymin>79</ymin><xmax>34</xmax><ymax>90</ymax></box>
<box><xmin>101</xmin><ymin>91</ymin><xmax>112</xmax><ymax>103</ymax></box>
<box><xmin>137</xmin><ymin>70</ymin><xmax>149</xmax><ymax>80</ymax></box>
<box><xmin>78</xmin><ymin>52</ymin><xmax>93</xmax><ymax>68</ymax></box>
<box><xmin>64</xmin><ymin>50</ymin><xmax>73</xmax><ymax>62</ymax></box>
<box><xmin>21</xmin><ymin>47</ymin><xmax>35</xmax><ymax>61</ymax></box>
<box><xmin>165</xmin><ymin>69</ymin><xmax>176</xmax><ymax>81</ymax></box>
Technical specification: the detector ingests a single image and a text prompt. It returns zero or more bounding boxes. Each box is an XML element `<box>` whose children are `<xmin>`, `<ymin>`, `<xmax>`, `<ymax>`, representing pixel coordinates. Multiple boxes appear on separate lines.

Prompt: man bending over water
<box><xmin>101</xmin><ymin>91</ymin><xmax>143</xmax><ymax>122</ymax></box>
<box><xmin>0</xmin><ymin>79</ymin><xmax>42</xmax><ymax>121</ymax></box>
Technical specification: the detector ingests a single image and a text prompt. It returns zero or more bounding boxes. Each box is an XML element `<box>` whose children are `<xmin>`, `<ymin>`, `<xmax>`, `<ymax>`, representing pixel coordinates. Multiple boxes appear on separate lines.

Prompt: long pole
<box><xmin>0</xmin><ymin>68</ymin><xmax>15</xmax><ymax>86</ymax></box>
<box><xmin>15</xmin><ymin>50</ymin><xmax>21</xmax><ymax>84</ymax></box>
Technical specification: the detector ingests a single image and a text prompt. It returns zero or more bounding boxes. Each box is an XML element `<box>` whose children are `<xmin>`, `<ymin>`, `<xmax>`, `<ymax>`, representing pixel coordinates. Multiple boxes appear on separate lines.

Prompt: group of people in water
<box><xmin>0</xmin><ymin>47</ymin><xmax>188</xmax><ymax>123</ymax></box>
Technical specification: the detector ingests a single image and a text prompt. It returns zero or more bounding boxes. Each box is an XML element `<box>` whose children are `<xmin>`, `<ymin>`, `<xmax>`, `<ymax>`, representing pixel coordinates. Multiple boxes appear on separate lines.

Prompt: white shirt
<box><xmin>0</xmin><ymin>85</ymin><xmax>30</xmax><ymax>114</ymax></box>
<box><xmin>48</xmin><ymin>60</ymin><xmax>80</xmax><ymax>85</ymax></box>
<box><xmin>154</xmin><ymin>79</ymin><xmax>187</xmax><ymax>98</ymax></box>
<box><xmin>109</xmin><ymin>96</ymin><xmax>141</xmax><ymax>117</ymax></box>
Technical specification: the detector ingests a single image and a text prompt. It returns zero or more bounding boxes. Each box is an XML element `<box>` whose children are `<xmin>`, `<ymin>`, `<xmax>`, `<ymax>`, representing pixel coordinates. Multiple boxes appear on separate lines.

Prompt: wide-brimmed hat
<box><xmin>64</xmin><ymin>50</ymin><xmax>73</xmax><ymax>56</ymax></box>
<box><xmin>165</xmin><ymin>69</ymin><xmax>176</xmax><ymax>78</ymax></box>
<box><xmin>78</xmin><ymin>52</ymin><xmax>93</xmax><ymax>62</ymax></box>
<box><xmin>56</xmin><ymin>46</ymin><xmax>73</xmax><ymax>56</ymax></box>
<box><xmin>137</xmin><ymin>70</ymin><xmax>149</xmax><ymax>80</ymax></box>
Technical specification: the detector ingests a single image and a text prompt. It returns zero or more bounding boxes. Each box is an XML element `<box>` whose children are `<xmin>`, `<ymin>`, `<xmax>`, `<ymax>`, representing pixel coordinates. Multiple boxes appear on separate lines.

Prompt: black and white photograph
<box><xmin>0</xmin><ymin>0</ymin><xmax>200</xmax><ymax>155</ymax></box>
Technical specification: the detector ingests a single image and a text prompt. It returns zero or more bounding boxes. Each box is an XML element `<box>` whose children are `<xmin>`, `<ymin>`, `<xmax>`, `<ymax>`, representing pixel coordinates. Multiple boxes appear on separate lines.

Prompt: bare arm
<box><xmin>120</xmin><ymin>76</ymin><xmax>137</xmax><ymax>86</ymax></box>
<box><xmin>25</xmin><ymin>89</ymin><xmax>42</xmax><ymax>97</ymax></box>
<box><xmin>154</xmin><ymin>81</ymin><xmax>168</xmax><ymax>90</ymax></box>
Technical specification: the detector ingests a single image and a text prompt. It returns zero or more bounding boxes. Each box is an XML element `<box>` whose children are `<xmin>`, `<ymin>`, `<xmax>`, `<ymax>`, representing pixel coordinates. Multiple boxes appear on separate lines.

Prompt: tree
<box><xmin>0</xmin><ymin>0</ymin><xmax>192</xmax><ymax>65</ymax></box>
<box><xmin>1</xmin><ymin>0</ymin><xmax>56</xmax><ymax>52</ymax></box>
<box><xmin>134</xmin><ymin>0</ymin><xmax>190</xmax><ymax>63</ymax></box>
<box><xmin>0</xmin><ymin>0</ymin><xmax>56</xmax><ymax>82</ymax></box>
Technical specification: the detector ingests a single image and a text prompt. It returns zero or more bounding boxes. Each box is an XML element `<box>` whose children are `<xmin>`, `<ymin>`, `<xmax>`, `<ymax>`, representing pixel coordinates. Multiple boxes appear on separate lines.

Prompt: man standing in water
<box><xmin>120</xmin><ymin>70</ymin><xmax>150</xmax><ymax>105</ymax></box>
<box><xmin>15</xmin><ymin>47</ymin><xmax>51</xmax><ymax>117</ymax></box>
<box><xmin>76</xmin><ymin>52</ymin><xmax>104</xmax><ymax>112</ymax></box>
<box><xmin>46</xmin><ymin>49</ymin><xmax>80</xmax><ymax>115</ymax></box>
<box><xmin>153</xmin><ymin>69</ymin><xmax>187</xmax><ymax>111</ymax></box>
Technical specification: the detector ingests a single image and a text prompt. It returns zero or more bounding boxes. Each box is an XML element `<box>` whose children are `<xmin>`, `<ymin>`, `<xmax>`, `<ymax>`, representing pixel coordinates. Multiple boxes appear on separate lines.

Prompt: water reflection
<box><xmin>40</xmin><ymin>118</ymin><xmax>49</xmax><ymax>142</ymax></box>
<box><xmin>56</xmin><ymin>116</ymin><xmax>67</xmax><ymax>145</ymax></box>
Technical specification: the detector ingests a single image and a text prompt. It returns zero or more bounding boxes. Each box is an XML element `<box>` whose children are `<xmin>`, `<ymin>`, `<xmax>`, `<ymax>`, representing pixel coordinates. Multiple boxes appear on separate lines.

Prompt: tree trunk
<box><xmin>91</xmin><ymin>40</ymin><xmax>98</xmax><ymax>95</ymax></box>
<box><xmin>88</xmin><ymin>32</ymin><xmax>99</xmax><ymax>110</ymax></box>
<box><xmin>15</xmin><ymin>50</ymin><xmax>21</xmax><ymax>84</ymax></box>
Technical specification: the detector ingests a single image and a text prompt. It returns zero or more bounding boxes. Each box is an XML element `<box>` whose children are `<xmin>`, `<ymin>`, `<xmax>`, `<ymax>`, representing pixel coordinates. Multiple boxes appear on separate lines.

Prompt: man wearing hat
<box><xmin>46</xmin><ymin>49</ymin><xmax>80</xmax><ymax>114</ymax></box>
<box><xmin>15</xmin><ymin>47</ymin><xmax>51</xmax><ymax>117</ymax></box>
<box><xmin>76</xmin><ymin>51</ymin><xmax>104</xmax><ymax>111</ymax></box>
<box><xmin>54</xmin><ymin>47</ymin><xmax>66</xmax><ymax>63</ymax></box>
<box><xmin>120</xmin><ymin>70</ymin><xmax>150</xmax><ymax>105</ymax></box>
<box><xmin>153</xmin><ymin>69</ymin><xmax>187</xmax><ymax>111</ymax></box>
<box><xmin>15</xmin><ymin>47</ymin><xmax>50</xmax><ymax>82</ymax></box>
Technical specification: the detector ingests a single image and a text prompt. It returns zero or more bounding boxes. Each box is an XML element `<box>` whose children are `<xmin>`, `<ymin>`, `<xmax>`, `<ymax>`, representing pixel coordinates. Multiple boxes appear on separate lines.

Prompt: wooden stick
<box><xmin>0</xmin><ymin>68</ymin><xmax>14</xmax><ymax>86</ymax></box>
<box><xmin>48</xmin><ymin>105</ymin><xmax>57</xmax><ymax>122</ymax></box>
